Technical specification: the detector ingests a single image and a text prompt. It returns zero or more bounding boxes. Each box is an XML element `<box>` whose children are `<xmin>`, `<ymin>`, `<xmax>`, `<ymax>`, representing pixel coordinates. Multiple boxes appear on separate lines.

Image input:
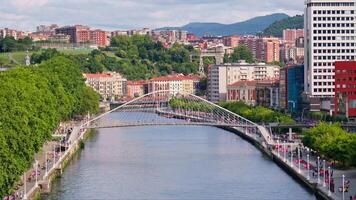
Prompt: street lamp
<box><xmin>35</xmin><ymin>160</ymin><xmax>39</xmax><ymax>187</ymax></box>
<box><xmin>328</xmin><ymin>166</ymin><xmax>331</xmax><ymax>196</ymax></box>
<box><xmin>23</xmin><ymin>174</ymin><xmax>27</xmax><ymax>200</ymax></box>
<box><xmin>284</xmin><ymin>142</ymin><xmax>287</xmax><ymax>162</ymax></box>
<box><xmin>342</xmin><ymin>175</ymin><xmax>345</xmax><ymax>200</ymax></box>
<box><xmin>298</xmin><ymin>147</ymin><xmax>301</xmax><ymax>173</ymax></box>
<box><xmin>323</xmin><ymin>160</ymin><xmax>326</xmax><ymax>187</ymax></box>
<box><xmin>307</xmin><ymin>154</ymin><xmax>310</xmax><ymax>180</ymax></box>
<box><xmin>317</xmin><ymin>156</ymin><xmax>320</xmax><ymax>184</ymax></box>
<box><xmin>290</xmin><ymin>147</ymin><xmax>293</xmax><ymax>168</ymax></box>
<box><xmin>45</xmin><ymin>152</ymin><xmax>48</xmax><ymax>177</ymax></box>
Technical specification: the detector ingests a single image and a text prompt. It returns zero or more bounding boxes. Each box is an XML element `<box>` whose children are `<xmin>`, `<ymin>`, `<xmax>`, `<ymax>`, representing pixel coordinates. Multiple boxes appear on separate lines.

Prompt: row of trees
<box><xmin>220</xmin><ymin>101</ymin><xmax>295</xmax><ymax>125</ymax></box>
<box><xmin>169</xmin><ymin>98</ymin><xmax>214</xmax><ymax>112</ymax></box>
<box><xmin>0</xmin><ymin>56</ymin><xmax>100</xmax><ymax>196</ymax></box>
<box><xmin>302</xmin><ymin>123</ymin><xmax>356</xmax><ymax>167</ymax></box>
<box><xmin>0</xmin><ymin>36</ymin><xmax>33</xmax><ymax>52</ymax></box>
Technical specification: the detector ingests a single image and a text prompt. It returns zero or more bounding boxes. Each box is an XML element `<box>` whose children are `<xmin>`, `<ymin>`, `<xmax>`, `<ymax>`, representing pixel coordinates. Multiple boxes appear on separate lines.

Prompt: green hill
<box><xmin>157</xmin><ymin>13</ymin><xmax>290</xmax><ymax>37</ymax></box>
<box><xmin>262</xmin><ymin>15</ymin><xmax>304</xmax><ymax>37</ymax></box>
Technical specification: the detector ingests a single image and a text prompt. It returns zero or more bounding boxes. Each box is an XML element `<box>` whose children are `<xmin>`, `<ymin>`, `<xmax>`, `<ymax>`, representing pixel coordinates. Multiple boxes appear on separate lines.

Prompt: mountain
<box><xmin>261</xmin><ymin>15</ymin><xmax>304</xmax><ymax>37</ymax></box>
<box><xmin>156</xmin><ymin>13</ymin><xmax>290</xmax><ymax>37</ymax></box>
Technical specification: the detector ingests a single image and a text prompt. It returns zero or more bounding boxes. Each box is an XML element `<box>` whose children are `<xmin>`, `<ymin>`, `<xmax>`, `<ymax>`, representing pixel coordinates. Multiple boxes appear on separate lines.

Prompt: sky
<box><xmin>0</xmin><ymin>0</ymin><xmax>304</xmax><ymax>31</ymax></box>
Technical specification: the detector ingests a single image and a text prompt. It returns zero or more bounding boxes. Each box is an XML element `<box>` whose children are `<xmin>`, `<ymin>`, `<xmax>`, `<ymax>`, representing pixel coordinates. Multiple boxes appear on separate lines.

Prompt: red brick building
<box><xmin>223</xmin><ymin>36</ymin><xmax>240</xmax><ymax>48</ymax></box>
<box><xmin>334</xmin><ymin>61</ymin><xmax>356</xmax><ymax>118</ymax></box>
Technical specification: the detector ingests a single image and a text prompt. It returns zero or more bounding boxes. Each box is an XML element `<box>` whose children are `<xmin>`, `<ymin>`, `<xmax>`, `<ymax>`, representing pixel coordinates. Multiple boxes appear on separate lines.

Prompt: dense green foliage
<box><xmin>0</xmin><ymin>36</ymin><xmax>33</xmax><ymax>52</ymax></box>
<box><xmin>31</xmin><ymin>35</ymin><xmax>199</xmax><ymax>80</ymax></box>
<box><xmin>0</xmin><ymin>56</ymin><xmax>99</xmax><ymax>196</ymax></box>
<box><xmin>169</xmin><ymin>98</ymin><xmax>214</xmax><ymax>112</ymax></box>
<box><xmin>262</xmin><ymin>15</ymin><xmax>304</xmax><ymax>37</ymax></box>
<box><xmin>220</xmin><ymin>101</ymin><xmax>295</xmax><ymax>124</ymax></box>
<box><xmin>224</xmin><ymin>45</ymin><xmax>254</xmax><ymax>63</ymax></box>
<box><xmin>302</xmin><ymin>123</ymin><xmax>356</xmax><ymax>167</ymax></box>
<box><xmin>309</xmin><ymin>111</ymin><xmax>348</xmax><ymax>123</ymax></box>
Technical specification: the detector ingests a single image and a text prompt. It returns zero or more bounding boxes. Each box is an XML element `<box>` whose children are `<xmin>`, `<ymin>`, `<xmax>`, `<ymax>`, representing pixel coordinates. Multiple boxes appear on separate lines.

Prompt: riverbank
<box><xmin>9</xmin><ymin>120</ymin><xmax>94</xmax><ymax>200</ymax></box>
<box><xmin>221</xmin><ymin>126</ymin><xmax>344</xmax><ymax>200</ymax></box>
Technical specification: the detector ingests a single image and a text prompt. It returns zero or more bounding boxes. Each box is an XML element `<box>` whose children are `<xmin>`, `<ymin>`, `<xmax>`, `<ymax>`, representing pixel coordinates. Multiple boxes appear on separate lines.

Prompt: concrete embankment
<box><xmin>26</xmin><ymin>129</ymin><xmax>94</xmax><ymax>200</ymax></box>
<box><xmin>220</xmin><ymin>126</ymin><xmax>334</xmax><ymax>200</ymax></box>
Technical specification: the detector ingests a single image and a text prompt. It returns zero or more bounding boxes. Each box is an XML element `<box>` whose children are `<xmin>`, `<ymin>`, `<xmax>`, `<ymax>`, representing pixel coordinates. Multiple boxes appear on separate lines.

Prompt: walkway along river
<box><xmin>42</xmin><ymin>113</ymin><xmax>316</xmax><ymax>200</ymax></box>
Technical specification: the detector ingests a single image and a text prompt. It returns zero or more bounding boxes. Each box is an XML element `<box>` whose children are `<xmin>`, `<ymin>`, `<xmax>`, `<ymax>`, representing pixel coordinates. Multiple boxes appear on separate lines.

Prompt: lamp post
<box><xmin>298</xmin><ymin>147</ymin><xmax>301</xmax><ymax>173</ymax></box>
<box><xmin>277</xmin><ymin>139</ymin><xmax>280</xmax><ymax>157</ymax></box>
<box><xmin>290</xmin><ymin>146</ymin><xmax>293</xmax><ymax>168</ymax></box>
<box><xmin>35</xmin><ymin>160</ymin><xmax>38</xmax><ymax>187</ymax></box>
<box><xmin>317</xmin><ymin>156</ymin><xmax>320</xmax><ymax>184</ymax></box>
<box><xmin>342</xmin><ymin>175</ymin><xmax>345</xmax><ymax>200</ymax></box>
<box><xmin>323</xmin><ymin>160</ymin><xmax>326</xmax><ymax>187</ymax></box>
<box><xmin>45</xmin><ymin>152</ymin><xmax>48</xmax><ymax>177</ymax></box>
<box><xmin>307</xmin><ymin>154</ymin><xmax>310</xmax><ymax>180</ymax></box>
<box><xmin>328</xmin><ymin>166</ymin><xmax>331</xmax><ymax>196</ymax></box>
<box><xmin>23</xmin><ymin>174</ymin><xmax>27</xmax><ymax>200</ymax></box>
<box><xmin>284</xmin><ymin>142</ymin><xmax>287</xmax><ymax>162</ymax></box>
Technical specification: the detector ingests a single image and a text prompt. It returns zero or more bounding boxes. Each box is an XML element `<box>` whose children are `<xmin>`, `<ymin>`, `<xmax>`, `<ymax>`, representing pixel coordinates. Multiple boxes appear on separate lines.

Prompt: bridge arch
<box><xmin>81</xmin><ymin>90</ymin><xmax>274</xmax><ymax>146</ymax></box>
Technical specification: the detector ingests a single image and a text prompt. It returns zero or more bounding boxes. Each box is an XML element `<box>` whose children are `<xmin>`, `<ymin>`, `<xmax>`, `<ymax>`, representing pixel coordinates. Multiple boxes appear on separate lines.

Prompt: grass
<box><xmin>58</xmin><ymin>48</ymin><xmax>93</xmax><ymax>55</ymax></box>
<box><xmin>0</xmin><ymin>51</ymin><xmax>30</xmax><ymax>66</ymax></box>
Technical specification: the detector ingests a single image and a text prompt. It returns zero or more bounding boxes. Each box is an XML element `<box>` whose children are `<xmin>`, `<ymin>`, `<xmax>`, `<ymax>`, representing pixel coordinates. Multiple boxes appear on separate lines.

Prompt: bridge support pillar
<box><xmin>289</xmin><ymin>128</ymin><xmax>293</xmax><ymax>141</ymax></box>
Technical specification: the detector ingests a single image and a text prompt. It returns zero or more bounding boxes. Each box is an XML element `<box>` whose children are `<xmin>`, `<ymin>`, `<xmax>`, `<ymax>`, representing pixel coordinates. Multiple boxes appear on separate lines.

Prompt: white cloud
<box><xmin>7</xmin><ymin>0</ymin><xmax>48</xmax><ymax>9</ymax></box>
<box><xmin>0</xmin><ymin>0</ymin><xmax>305</xmax><ymax>31</ymax></box>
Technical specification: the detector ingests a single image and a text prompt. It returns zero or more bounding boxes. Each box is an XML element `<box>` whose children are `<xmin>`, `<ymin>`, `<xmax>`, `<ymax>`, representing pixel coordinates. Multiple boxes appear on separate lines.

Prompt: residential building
<box><xmin>334</xmin><ymin>61</ymin><xmax>356</xmax><ymax>118</ymax></box>
<box><xmin>239</xmin><ymin>36</ymin><xmax>280</xmax><ymax>63</ymax></box>
<box><xmin>207</xmin><ymin>61</ymin><xmax>280</xmax><ymax>102</ymax></box>
<box><xmin>304</xmin><ymin>0</ymin><xmax>356</xmax><ymax>113</ymax></box>
<box><xmin>283</xmin><ymin>29</ymin><xmax>304</xmax><ymax>46</ymax></box>
<box><xmin>48</xmin><ymin>34</ymin><xmax>70</xmax><ymax>43</ymax></box>
<box><xmin>223</xmin><ymin>36</ymin><xmax>240</xmax><ymax>48</ymax></box>
<box><xmin>256</xmin><ymin>79</ymin><xmax>280</xmax><ymax>109</ymax></box>
<box><xmin>148</xmin><ymin>75</ymin><xmax>199</xmax><ymax>95</ymax></box>
<box><xmin>227</xmin><ymin>81</ymin><xmax>257</xmax><ymax>106</ymax></box>
<box><xmin>127</xmin><ymin>80</ymin><xmax>147</xmax><ymax>98</ymax></box>
<box><xmin>90</xmin><ymin>29</ymin><xmax>107</xmax><ymax>47</ymax></box>
<box><xmin>55</xmin><ymin>25</ymin><xmax>108</xmax><ymax>47</ymax></box>
<box><xmin>280</xmin><ymin>65</ymin><xmax>305</xmax><ymax>113</ymax></box>
<box><xmin>83</xmin><ymin>72</ymin><xmax>127</xmax><ymax>101</ymax></box>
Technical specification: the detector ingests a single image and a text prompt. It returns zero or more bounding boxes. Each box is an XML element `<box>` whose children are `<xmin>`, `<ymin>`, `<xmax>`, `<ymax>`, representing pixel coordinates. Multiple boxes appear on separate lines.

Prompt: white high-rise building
<box><xmin>304</xmin><ymin>0</ymin><xmax>356</xmax><ymax>98</ymax></box>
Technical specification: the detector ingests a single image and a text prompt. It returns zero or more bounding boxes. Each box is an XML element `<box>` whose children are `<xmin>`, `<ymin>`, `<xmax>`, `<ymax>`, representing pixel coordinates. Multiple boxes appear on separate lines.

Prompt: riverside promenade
<box><xmin>226</xmin><ymin>126</ymin><xmax>356</xmax><ymax>200</ymax></box>
<box><xmin>2</xmin><ymin>117</ymin><xmax>90</xmax><ymax>200</ymax></box>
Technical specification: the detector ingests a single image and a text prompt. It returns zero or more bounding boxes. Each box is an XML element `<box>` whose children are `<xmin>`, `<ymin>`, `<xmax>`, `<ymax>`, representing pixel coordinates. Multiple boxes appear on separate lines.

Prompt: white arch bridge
<box><xmin>81</xmin><ymin>90</ymin><xmax>275</xmax><ymax>146</ymax></box>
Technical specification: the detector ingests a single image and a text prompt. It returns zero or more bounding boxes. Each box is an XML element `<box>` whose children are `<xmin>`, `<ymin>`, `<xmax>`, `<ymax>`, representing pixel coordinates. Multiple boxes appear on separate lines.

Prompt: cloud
<box><xmin>0</xmin><ymin>0</ymin><xmax>305</xmax><ymax>31</ymax></box>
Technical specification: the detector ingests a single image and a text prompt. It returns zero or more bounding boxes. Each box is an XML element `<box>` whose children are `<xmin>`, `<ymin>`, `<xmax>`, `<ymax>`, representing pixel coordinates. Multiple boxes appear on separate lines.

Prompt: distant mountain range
<box><xmin>156</xmin><ymin>13</ymin><xmax>290</xmax><ymax>37</ymax></box>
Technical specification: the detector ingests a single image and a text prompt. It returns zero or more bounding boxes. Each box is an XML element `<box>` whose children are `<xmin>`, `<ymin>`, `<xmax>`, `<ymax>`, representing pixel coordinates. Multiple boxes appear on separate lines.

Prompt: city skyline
<box><xmin>0</xmin><ymin>0</ymin><xmax>304</xmax><ymax>31</ymax></box>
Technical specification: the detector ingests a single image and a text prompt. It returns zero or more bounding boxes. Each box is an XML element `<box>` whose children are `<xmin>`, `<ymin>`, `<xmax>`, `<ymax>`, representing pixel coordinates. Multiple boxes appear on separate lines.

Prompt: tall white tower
<box><xmin>304</xmin><ymin>0</ymin><xmax>356</xmax><ymax>97</ymax></box>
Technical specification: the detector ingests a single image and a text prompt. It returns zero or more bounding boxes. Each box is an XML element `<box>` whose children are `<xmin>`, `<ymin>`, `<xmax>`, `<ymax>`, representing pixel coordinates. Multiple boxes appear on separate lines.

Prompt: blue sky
<box><xmin>0</xmin><ymin>0</ymin><xmax>304</xmax><ymax>31</ymax></box>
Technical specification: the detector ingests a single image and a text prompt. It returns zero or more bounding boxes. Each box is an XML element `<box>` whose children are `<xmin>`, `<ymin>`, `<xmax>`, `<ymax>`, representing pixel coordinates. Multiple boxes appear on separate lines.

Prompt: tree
<box><xmin>226</xmin><ymin>45</ymin><xmax>254</xmax><ymax>63</ymax></box>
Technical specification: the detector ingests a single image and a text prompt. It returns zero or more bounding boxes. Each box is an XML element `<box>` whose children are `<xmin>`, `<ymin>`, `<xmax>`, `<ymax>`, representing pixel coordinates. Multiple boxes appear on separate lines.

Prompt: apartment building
<box><xmin>207</xmin><ymin>61</ymin><xmax>280</xmax><ymax>102</ymax></box>
<box><xmin>55</xmin><ymin>25</ymin><xmax>107</xmax><ymax>46</ymax></box>
<box><xmin>148</xmin><ymin>75</ymin><xmax>199</xmax><ymax>95</ymax></box>
<box><xmin>83</xmin><ymin>72</ymin><xmax>127</xmax><ymax>101</ymax></box>
<box><xmin>304</xmin><ymin>0</ymin><xmax>356</xmax><ymax>112</ymax></box>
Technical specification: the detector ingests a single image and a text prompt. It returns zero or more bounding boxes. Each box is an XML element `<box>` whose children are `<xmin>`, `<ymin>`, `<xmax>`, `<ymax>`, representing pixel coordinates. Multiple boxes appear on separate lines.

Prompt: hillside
<box><xmin>262</xmin><ymin>15</ymin><xmax>304</xmax><ymax>37</ymax></box>
<box><xmin>157</xmin><ymin>13</ymin><xmax>290</xmax><ymax>36</ymax></box>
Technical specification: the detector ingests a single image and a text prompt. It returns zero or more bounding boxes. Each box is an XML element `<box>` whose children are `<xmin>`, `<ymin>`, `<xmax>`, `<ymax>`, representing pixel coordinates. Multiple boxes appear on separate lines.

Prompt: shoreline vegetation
<box><xmin>0</xmin><ymin>56</ymin><xmax>100</xmax><ymax>197</ymax></box>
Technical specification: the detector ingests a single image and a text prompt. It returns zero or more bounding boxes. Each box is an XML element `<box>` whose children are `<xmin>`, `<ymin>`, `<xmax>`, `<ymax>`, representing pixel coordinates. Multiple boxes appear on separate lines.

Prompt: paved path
<box><xmin>273</xmin><ymin>141</ymin><xmax>356</xmax><ymax>200</ymax></box>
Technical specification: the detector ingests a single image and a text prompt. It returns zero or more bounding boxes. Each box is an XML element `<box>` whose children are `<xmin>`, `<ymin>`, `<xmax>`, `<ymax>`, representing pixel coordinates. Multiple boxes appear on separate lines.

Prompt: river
<box><xmin>43</xmin><ymin>113</ymin><xmax>316</xmax><ymax>200</ymax></box>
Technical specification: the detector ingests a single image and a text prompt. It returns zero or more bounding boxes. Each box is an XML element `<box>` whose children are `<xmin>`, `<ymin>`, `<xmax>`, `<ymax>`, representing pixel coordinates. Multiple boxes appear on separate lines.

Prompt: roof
<box><xmin>127</xmin><ymin>80</ymin><xmax>148</xmax><ymax>85</ymax></box>
<box><xmin>228</xmin><ymin>80</ymin><xmax>258</xmax><ymax>87</ymax></box>
<box><xmin>83</xmin><ymin>73</ymin><xmax>112</xmax><ymax>78</ymax></box>
<box><xmin>150</xmin><ymin>75</ymin><xmax>200</xmax><ymax>82</ymax></box>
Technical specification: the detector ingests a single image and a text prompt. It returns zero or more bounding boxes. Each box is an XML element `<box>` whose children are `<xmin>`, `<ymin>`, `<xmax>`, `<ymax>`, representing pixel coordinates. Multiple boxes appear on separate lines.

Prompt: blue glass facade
<box><xmin>287</xmin><ymin>65</ymin><xmax>304</xmax><ymax>113</ymax></box>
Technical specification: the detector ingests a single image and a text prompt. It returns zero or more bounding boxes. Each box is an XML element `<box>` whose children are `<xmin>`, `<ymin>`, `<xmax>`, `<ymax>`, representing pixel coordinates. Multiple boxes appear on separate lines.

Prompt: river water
<box><xmin>43</xmin><ymin>113</ymin><xmax>316</xmax><ymax>200</ymax></box>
